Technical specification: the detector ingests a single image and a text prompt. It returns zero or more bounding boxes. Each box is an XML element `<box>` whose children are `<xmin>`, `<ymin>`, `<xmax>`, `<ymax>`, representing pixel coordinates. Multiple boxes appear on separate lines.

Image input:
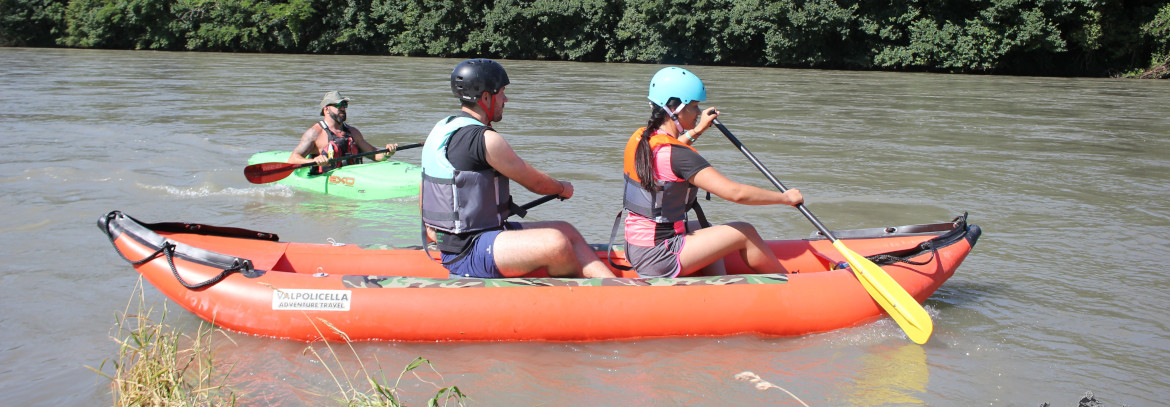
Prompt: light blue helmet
<box><xmin>647</xmin><ymin>67</ymin><xmax>706</xmax><ymax>108</ymax></box>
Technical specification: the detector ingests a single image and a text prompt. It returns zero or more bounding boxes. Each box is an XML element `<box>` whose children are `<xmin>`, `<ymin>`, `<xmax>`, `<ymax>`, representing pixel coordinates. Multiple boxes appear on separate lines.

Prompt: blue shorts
<box><xmin>443</xmin><ymin>222</ymin><xmax>523</xmax><ymax>279</ymax></box>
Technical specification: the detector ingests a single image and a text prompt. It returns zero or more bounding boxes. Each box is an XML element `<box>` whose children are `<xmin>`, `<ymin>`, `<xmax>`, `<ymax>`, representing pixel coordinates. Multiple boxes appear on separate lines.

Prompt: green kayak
<box><xmin>247</xmin><ymin>151</ymin><xmax>421</xmax><ymax>200</ymax></box>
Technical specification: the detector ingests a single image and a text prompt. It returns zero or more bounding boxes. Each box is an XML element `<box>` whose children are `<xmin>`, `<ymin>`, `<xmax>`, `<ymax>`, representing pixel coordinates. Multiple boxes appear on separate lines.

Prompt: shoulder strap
<box><xmin>692</xmin><ymin>201</ymin><xmax>711</xmax><ymax>229</ymax></box>
<box><xmin>606</xmin><ymin>209</ymin><xmax>633</xmax><ymax>271</ymax></box>
<box><xmin>318</xmin><ymin>120</ymin><xmax>352</xmax><ymax>138</ymax></box>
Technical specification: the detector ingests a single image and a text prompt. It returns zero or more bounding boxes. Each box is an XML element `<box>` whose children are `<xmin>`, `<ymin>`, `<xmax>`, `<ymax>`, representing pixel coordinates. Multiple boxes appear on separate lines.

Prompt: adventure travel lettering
<box><xmin>272</xmin><ymin>289</ymin><xmax>351</xmax><ymax>311</ymax></box>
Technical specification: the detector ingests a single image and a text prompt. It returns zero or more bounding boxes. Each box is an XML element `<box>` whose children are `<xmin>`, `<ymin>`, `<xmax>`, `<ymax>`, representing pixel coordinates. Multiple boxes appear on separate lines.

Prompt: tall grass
<box><xmin>90</xmin><ymin>278</ymin><xmax>468</xmax><ymax>406</ymax></box>
<box><xmin>305</xmin><ymin>318</ymin><xmax>468</xmax><ymax>407</ymax></box>
<box><xmin>88</xmin><ymin>278</ymin><xmax>237</xmax><ymax>406</ymax></box>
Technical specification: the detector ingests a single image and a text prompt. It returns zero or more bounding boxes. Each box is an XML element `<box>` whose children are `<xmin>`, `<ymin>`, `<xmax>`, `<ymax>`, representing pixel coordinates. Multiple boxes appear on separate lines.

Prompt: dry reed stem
<box><xmin>735</xmin><ymin>371</ymin><xmax>810</xmax><ymax>407</ymax></box>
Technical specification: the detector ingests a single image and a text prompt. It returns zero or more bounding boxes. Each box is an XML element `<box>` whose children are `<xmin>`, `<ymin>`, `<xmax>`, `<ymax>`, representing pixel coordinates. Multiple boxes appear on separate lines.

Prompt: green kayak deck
<box><xmin>247</xmin><ymin>151</ymin><xmax>421</xmax><ymax>200</ymax></box>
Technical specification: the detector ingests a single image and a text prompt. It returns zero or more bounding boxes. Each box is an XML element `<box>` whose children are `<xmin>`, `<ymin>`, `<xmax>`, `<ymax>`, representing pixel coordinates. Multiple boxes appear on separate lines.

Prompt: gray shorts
<box><xmin>626</xmin><ymin>235</ymin><xmax>686</xmax><ymax>279</ymax></box>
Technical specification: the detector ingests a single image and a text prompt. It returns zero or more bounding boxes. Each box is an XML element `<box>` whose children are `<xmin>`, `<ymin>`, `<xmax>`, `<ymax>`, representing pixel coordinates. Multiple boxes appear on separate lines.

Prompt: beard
<box><xmin>490</xmin><ymin>101</ymin><xmax>505</xmax><ymax>122</ymax></box>
<box><xmin>330</xmin><ymin>111</ymin><xmax>347</xmax><ymax>123</ymax></box>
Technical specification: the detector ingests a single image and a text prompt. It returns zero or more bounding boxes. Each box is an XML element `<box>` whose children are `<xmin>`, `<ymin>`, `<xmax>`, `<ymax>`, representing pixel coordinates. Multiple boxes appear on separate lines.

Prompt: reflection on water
<box><xmin>847</xmin><ymin>343</ymin><xmax>928</xmax><ymax>405</ymax></box>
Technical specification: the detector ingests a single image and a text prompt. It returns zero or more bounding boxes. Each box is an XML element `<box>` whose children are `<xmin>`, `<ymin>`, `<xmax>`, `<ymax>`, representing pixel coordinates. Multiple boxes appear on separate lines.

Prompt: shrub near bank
<box><xmin>1</xmin><ymin>0</ymin><xmax>1165</xmax><ymax>76</ymax></box>
<box><xmin>1139</xmin><ymin>3</ymin><xmax>1170</xmax><ymax>78</ymax></box>
<box><xmin>89</xmin><ymin>279</ymin><xmax>467</xmax><ymax>406</ymax></box>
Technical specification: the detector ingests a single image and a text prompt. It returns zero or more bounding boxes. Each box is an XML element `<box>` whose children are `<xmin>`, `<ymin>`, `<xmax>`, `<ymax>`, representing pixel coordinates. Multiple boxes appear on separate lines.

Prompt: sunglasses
<box><xmin>331</xmin><ymin>101</ymin><xmax>348</xmax><ymax>109</ymax></box>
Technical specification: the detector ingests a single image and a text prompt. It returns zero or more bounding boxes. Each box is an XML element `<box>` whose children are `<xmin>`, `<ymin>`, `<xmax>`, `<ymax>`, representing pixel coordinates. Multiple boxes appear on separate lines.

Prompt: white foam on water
<box><xmin>139</xmin><ymin>182</ymin><xmax>296</xmax><ymax>199</ymax></box>
<box><xmin>816</xmin><ymin>304</ymin><xmax>942</xmax><ymax>347</ymax></box>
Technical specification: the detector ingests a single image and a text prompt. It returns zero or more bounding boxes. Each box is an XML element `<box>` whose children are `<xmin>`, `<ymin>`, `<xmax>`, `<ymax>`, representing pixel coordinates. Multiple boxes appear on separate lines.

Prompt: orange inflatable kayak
<box><xmin>98</xmin><ymin>211</ymin><xmax>980</xmax><ymax>342</ymax></box>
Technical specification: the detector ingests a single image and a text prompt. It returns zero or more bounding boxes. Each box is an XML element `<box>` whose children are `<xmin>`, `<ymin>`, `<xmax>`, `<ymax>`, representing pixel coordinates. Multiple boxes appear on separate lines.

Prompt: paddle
<box><xmin>712</xmin><ymin>119</ymin><xmax>934</xmax><ymax>344</ymax></box>
<box><xmin>508</xmin><ymin>194</ymin><xmax>562</xmax><ymax>219</ymax></box>
<box><xmin>243</xmin><ymin>143</ymin><xmax>424</xmax><ymax>184</ymax></box>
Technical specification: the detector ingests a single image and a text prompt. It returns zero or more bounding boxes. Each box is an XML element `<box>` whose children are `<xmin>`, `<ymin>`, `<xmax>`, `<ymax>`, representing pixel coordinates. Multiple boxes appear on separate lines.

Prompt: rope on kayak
<box><xmin>102</xmin><ymin>211</ymin><xmax>254</xmax><ymax>289</ymax></box>
<box><xmin>108</xmin><ymin>237</ymin><xmax>170</xmax><ymax>267</ymax></box>
<box><xmin>863</xmin><ymin>213</ymin><xmax>970</xmax><ymax>267</ymax></box>
<box><xmin>102</xmin><ymin>212</ymin><xmax>171</xmax><ymax>267</ymax></box>
<box><xmin>107</xmin><ymin>238</ymin><xmax>250</xmax><ymax>289</ymax></box>
<box><xmin>161</xmin><ymin>242</ymin><xmax>253</xmax><ymax>289</ymax></box>
<box><xmin>866</xmin><ymin>240</ymin><xmax>938</xmax><ymax>266</ymax></box>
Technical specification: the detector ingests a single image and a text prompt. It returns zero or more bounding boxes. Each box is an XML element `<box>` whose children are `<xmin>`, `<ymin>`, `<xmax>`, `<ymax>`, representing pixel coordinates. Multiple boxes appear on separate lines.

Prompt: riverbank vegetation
<box><xmin>2</xmin><ymin>0</ymin><xmax>1166</xmax><ymax>76</ymax></box>
<box><xmin>3</xmin><ymin>0</ymin><xmax>1168</xmax><ymax>77</ymax></box>
<box><xmin>88</xmin><ymin>279</ymin><xmax>467</xmax><ymax>406</ymax></box>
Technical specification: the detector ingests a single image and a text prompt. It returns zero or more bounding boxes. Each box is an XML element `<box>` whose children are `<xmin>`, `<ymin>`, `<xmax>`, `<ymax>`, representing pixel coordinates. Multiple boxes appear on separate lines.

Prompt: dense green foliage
<box><xmin>1145</xmin><ymin>3</ymin><xmax>1170</xmax><ymax>64</ymax></box>
<box><xmin>2</xmin><ymin>0</ymin><xmax>1166</xmax><ymax>76</ymax></box>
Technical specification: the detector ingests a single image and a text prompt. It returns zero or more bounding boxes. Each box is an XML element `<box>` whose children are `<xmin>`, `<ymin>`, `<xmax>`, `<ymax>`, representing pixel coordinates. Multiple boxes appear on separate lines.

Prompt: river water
<box><xmin>2</xmin><ymin>47</ymin><xmax>1168</xmax><ymax>406</ymax></box>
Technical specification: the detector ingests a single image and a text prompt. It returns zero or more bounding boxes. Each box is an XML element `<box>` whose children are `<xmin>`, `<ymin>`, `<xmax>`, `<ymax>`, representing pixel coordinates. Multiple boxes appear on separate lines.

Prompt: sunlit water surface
<box><xmin>2</xmin><ymin>48</ymin><xmax>1168</xmax><ymax>406</ymax></box>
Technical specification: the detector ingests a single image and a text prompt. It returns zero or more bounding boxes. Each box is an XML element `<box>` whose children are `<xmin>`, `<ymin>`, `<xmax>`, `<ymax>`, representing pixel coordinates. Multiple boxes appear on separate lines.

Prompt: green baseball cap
<box><xmin>319</xmin><ymin>91</ymin><xmax>352</xmax><ymax>115</ymax></box>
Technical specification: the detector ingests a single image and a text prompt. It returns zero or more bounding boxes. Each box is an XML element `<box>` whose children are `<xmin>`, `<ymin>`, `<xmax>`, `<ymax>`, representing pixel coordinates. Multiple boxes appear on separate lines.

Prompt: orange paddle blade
<box><xmin>244</xmin><ymin>162</ymin><xmax>302</xmax><ymax>184</ymax></box>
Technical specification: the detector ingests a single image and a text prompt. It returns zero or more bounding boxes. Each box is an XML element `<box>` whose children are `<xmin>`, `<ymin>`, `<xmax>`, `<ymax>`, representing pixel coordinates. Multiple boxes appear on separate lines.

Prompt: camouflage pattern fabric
<box><xmin>343</xmin><ymin>274</ymin><xmax>788</xmax><ymax>289</ymax></box>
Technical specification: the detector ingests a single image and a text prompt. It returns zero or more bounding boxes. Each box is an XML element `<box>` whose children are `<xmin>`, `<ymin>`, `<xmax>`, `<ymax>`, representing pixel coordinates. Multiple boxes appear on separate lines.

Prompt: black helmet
<box><xmin>450</xmin><ymin>59</ymin><xmax>510</xmax><ymax>102</ymax></box>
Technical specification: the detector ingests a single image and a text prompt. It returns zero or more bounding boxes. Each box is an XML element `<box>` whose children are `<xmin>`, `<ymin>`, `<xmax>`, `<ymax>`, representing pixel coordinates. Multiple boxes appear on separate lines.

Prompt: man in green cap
<box><xmin>288</xmin><ymin>91</ymin><xmax>397</xmax><ymax>174</ymax></box>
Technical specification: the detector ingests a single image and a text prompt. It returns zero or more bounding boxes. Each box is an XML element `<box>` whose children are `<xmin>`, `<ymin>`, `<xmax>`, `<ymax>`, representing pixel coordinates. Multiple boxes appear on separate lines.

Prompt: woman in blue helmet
<box><xmin>621</xmin><ymin>67</ymin><xmax>805</xmax><ymax>278</ymax></box>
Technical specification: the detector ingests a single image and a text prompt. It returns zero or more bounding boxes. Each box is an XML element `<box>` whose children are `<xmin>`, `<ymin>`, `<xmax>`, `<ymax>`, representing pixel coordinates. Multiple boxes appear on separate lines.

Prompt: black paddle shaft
<box><xmin>245</xmin><ymin>142</ymin><xmax>425</xmax><ymax>184</ymax></box>
<box><xmin>258</xmin><ymin>142</ymin><xmax>423</xmax><ymax>175</ymax></box>
<box><xmin>711</xmin><ymin>119</ymin><xmax>840</xmax><ymax>242</ymax></box>
<box><xmin>319</xmin><ymin>142</ymin><xmax>423</xmax><ymax>167</ymax></box>
<box><xmin>521</xmin><ymin>194</ymin><xmax>560</xmax><ymax>210</ymax></box>
<box><xmin>507</xmin><ymin>194</ymin><xmax>561</xmax><ymax>219</ymax></box>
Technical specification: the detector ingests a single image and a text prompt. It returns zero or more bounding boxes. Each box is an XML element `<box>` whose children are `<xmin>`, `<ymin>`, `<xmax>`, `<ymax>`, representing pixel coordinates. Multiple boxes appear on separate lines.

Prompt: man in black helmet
<box><xmin>419</xmin><ymin>59</ymin><xmax>615</xmax><ymax>279</ymax></box>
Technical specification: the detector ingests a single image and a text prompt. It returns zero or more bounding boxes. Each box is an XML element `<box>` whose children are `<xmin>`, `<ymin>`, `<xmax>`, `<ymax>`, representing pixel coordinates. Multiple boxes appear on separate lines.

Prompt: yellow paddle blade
<box><xmin>833</xmin><ymin>240</ymin><xmax>934</xmax><ymax>344</ymax></box>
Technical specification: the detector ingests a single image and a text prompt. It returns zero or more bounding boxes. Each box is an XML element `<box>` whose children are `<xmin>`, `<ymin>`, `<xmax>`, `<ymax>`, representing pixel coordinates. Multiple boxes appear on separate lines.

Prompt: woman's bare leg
<box><xmin>678</xmin><ymin>222</ymin><xmax>781</xmax><ymax>275</ymax></box>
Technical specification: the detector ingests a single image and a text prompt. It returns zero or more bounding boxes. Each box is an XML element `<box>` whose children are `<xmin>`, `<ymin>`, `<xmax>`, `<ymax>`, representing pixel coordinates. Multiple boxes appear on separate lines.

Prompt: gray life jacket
<box><xmin>420</xmin><ymin>116</ymin><xmax>512</xmax><ymax>234</ymax></box>
<box><xmin>623</xmin><ymin>174</ymin><xmax>699</xmax><ymax>223</ymax></box>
